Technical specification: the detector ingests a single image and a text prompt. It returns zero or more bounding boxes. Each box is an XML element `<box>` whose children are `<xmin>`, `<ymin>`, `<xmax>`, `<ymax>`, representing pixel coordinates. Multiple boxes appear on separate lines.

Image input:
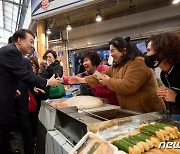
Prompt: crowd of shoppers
<box><xmin>69</xmin><ymin>37</ymin><xmax>166</xmax><ymax>113</ymax></box>
<box><xmin>0</xmin><ymin>27</ymin><xmax>179</xmax><ymax>154</ymax></box>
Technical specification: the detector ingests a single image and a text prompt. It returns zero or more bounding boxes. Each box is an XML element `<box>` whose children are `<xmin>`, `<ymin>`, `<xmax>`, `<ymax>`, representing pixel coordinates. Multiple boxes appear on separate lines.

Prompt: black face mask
<box><xmin>144</xmin><ymin>55</ymin><xmax>161</xmax><ymax>68</ymax></box>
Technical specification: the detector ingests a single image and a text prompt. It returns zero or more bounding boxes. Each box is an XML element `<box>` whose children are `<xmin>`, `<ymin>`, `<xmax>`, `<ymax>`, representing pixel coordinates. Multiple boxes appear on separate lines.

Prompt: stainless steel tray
<box><xmin>54</xmin><ymin>106</ymin><xmax>140</xmax><ymax>144</ymax></box>
<box><xmin>89</xmin><ymin>108</ymin><xmax>140</xmax><ymax>120</ymax></box>
<box><xmin>97</xmin><ymin>110</ymin><xmax>180</xmax><ymax>141</ymax></box>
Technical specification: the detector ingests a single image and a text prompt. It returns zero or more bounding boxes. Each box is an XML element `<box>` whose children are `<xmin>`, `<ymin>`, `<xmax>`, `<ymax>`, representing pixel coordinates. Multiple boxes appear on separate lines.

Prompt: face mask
<box><xmin>144</xmin><ymin>55</ymin><xmax>161</xmax><ymax>68</ymax></box>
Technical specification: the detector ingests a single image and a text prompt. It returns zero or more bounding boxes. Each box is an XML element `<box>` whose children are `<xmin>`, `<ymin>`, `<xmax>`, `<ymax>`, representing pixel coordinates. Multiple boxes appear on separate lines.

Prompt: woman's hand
<box><xmin>157</xmin><ymin>86</ymin><xmax>166</xmax><ymax>100</ymax></box>
<box><xmin>97</xmin><ymin>74</ymin><xmax>110</xmax><ymax>86</ymax></box>
<box><xmin>39</xmin><ymin>60</ymin><xmax>47</xmax><ymax>73</ymax></box>
<box><xmin>158</xmin><ymin>86</ymin><xmax>177</xmax><ymax>102</ymax></box>
<box><xmin>69</xmin><ymin>77</ymin><xmax>86</xmax><ymax>84</ymax></box>
<box><xmin>164</xmin><ymin>88</ymin><xmax>177</xmax><ymax>102</ymax></box>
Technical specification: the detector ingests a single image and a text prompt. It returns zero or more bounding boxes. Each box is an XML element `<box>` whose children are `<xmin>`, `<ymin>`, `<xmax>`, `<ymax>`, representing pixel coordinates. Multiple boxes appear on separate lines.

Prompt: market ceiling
<box><xmin>43</xmin><ymin>0</ymin><xmax>171</xmax><ymax>34</ymax></box>
<box><xmin>0</xmin><ymin>0</ymin><xmax>30</xmax><ymax>32</ymax></box>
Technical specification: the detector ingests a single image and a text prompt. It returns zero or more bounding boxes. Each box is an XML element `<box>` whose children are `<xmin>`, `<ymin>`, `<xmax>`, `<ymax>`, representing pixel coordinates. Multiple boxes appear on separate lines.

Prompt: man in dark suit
<box><xmin>0</xmin><ymin>29</ymin><xmax>61</xmax><ymax>154</ymax></box>
<box><xmin>14</xmin><ymin>57</ymin><xmax>35</xmax><ymax>154</ymax></box>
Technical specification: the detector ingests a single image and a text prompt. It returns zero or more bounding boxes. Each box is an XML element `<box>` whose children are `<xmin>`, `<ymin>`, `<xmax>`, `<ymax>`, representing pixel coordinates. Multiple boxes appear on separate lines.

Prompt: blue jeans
<box><xmin>171</xmin><ymin>114</ymin><xmax>180</xmax><ymax>121</ymax></box>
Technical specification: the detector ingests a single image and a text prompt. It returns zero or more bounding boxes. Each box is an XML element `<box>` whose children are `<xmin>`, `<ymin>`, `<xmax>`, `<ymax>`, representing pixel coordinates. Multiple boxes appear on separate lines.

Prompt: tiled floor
<box><xmin>10</xmin><ymin>114</ymin><xmax>24</xmax><ymax>154</ymax></box>
<box><xmin>10</xmin><ymin>113</ymin><xmax>38</xmax><ymax>154</ymax></box>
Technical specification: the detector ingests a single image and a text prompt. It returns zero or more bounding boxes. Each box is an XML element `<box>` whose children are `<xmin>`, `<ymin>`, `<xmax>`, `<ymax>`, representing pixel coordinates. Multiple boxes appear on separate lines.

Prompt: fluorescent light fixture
<box><xmin>46</xmin><ymin>28</ymin><xmax>51</xmax><ymax>35</ymax></box>
<box><xmin>172</xmin><ymin>0</ymin><xmax>180</xmax><ymax>4</ymax></box>
<box><xmin>96</xmin><ymin>14</ymin><xmax>102</xmax><ymax>22</ymax></box>
<box><xmin>66</xmin><ymin>24</ymin><xmax>72</xmax><ymax>31</ymax></box>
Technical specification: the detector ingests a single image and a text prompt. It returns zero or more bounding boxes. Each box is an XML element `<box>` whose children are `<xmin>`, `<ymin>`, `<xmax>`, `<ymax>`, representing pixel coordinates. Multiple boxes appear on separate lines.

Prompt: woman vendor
<box><xmin>60</xmin><ymin>51</ymin><xmax>119</xmax><ymax>106</ymax></box>
<box><xmin>70</xmin><ymin>37</ymin><xmax>166</xmax><ymax>113</ymax></box>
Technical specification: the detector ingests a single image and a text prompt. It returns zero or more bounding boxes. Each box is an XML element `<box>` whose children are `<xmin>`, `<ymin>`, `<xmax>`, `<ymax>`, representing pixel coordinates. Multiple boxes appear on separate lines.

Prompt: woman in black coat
<box><xmin>39</xmin><ymin>50</ymin><xmax>63</xmax><ymax>79</ymax></box>
<box><xmin>145</xmin><ymin>32</ymin><xmax>180</xmax><ymax>119</ymax></box>
<box><xmin>39</xmin><ymin>50</ymin><xmax>63</xmax><ymax>99</ymax></box>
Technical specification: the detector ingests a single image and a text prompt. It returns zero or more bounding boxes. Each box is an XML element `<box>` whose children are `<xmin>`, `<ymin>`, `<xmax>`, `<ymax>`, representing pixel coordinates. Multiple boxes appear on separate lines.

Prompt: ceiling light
<box><xmin>66</xmin><ymin>24</ymin><xmax>72</xmax><ymax>31</ymax></box>
<box><xmin>96</xmin><ymin>7</ymin><xmax>102</xmax><ymax>22</ymax></box>
<box><xmin>46</xmin><ymin>28</ymin><xmax>51</xmax><ymax>35</ymax></box>
<box><xmin>96</xmin><ymin>14</ymin><xmax>102</xmax><ymax>22</ymax></box>
<box><xmin>129</xmin><ymin>0</ymin><xmax>136</xmax><ymax>8</ymax></box>
<box><xmin>172</xmin><ymin>0</ymin><xmax>180</xmax><ymax>4</ymax></box>
<box><xmin>66</xmin><ymin>14</ymin><xmax>72</xmax><ymax>31</ymax></box>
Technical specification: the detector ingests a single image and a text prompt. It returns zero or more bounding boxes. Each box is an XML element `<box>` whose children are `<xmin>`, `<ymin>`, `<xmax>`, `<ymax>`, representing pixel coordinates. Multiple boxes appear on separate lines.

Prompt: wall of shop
<box><xmin>62</xmin><ymin>5</ymin><xmax>180</xmax><ymax>50</ymax></box>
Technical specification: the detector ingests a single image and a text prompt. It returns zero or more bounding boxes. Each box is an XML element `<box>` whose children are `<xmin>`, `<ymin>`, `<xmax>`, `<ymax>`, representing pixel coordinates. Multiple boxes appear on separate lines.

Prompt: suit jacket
<box><xmin>0</xmin><ymin>44</ymin><xmax>47</xmax><ymax>124</ymax></box>
<box><xmin>15</xmin><ymin>57</ymin><xmax>33</xmax><ymax>106</ymax></box>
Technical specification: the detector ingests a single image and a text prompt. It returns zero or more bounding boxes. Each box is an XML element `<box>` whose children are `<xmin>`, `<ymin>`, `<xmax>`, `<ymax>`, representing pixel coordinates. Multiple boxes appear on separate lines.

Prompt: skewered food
<box><xmin>111</xmin><ymin>122</ymin><xmax>180</xmax><ymax>154</ymax></box>
<box><xmin>75</xmin><ymin>134</ymin><xmax>114</xmax><ymax>154</ymax></box>
<box><xmin>138</xmin><ymin>122</ymin><xmax>180</xmax><ymax>141</ymax></box>
<box><xmin>112</xmin><ymin>132</ymin><xmax>160</xmax><ymax>154</ymax></box>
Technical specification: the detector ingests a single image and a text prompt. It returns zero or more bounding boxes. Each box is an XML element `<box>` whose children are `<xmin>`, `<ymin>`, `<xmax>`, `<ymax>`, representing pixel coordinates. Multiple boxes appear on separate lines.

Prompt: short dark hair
<box><xmin>43</xmin><ymin>50</ymin><xmax>57</xmax><ymax>59</ymax></box>
<box><xmin>149</xmin><ymin>32</ymin><xmax>180</xmax><ymax>65</ymax></box>
<box><xmin>82</xmin><ymin>51</ymin><xmax>101</xmax><ymax>67</ymax></box>
<box><xmin>12</xmin><ymin>29</ymin><xmax>35</xmax><ymax>43</ymax></box>
<box><xmin>109</xmin><ymin>37</ymin><xmax>143</xmax><ymax>67</ymax></box>
<box><xmin>8</xmin><ymin>36</ymin><xmax>13</xmax><ymax>44</ymax></box>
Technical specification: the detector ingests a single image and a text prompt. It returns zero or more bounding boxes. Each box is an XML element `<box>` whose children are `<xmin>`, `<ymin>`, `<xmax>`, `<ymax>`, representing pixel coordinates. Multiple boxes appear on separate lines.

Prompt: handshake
<box><xmin>67</xmin><ymin>70</ymin><xmax>110</xmax><ymax>86</ymax></box>
<box><xmin>47</xmin><ymin>74</ymin><xmax>64</xmax><ymax>87</ymax></box>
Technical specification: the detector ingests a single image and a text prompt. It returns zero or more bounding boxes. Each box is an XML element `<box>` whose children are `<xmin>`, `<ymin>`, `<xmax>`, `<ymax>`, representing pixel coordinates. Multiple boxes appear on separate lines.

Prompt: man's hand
<box><xmin>69</xmin><ymin>77</ymin><xmax>86</xmax><ymax>84</ymax></box>
<box><xmin>158</xmin><ymin>86</ymin><xmax>177</xmax><ymax>102</ymax></box>
<box><xmin>97</xmin><ymin>74</ymin><xmax>110</xmax><ymax>86</ymax></box>
<box><xmin>15</xmin><ymin>90</ymin><xmax>21</xmax><ymax>97</ymax></box>
<box><xmin>34</xmin><ymin>87</ymin><xmax>45</xmax><ymax>94</ymax></box>
<box><xmin>47</xmin><ymin>74</ymin><xmax>61</xmax><ymax>87</ymax></box>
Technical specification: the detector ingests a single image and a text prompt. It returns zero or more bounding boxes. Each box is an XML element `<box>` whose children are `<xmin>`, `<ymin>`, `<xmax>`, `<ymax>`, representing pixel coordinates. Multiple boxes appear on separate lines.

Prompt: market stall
<box><xmin>36</xmin><ymin>95</ymin><xmax>180</xmax><ymax>154</ymax></box>
<box><xmin>36</xmin><ymin>96</ymin><xmax>137</xmax><ymax>153</ymax></box>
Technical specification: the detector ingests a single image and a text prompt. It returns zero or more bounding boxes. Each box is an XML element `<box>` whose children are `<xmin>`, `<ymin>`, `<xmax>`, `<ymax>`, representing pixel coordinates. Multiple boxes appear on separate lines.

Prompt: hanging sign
<box><xmin>31</xmin><ymin>0</ymin><xmax>94</xmax><ymax>20</ymax></box>
<box><xmin>41</xmin><ymin>0</ymin><xmax>50</xmax><ymax>9</ymax></box>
